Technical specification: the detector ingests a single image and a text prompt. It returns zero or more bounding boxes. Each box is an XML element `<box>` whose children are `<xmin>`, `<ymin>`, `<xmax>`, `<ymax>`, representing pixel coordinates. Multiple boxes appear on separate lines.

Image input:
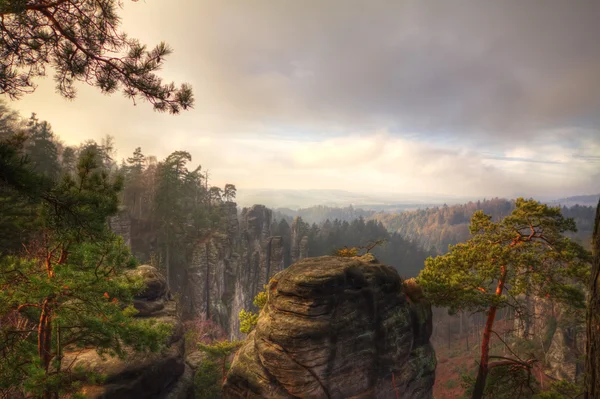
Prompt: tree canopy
<box><xmin>418</xmin><ymin>198</ymin><xmax>591</xmax><ymax>399</ymax></box>
<box><xmin>0</xmin><ymin>139</ymin><xmax>172</xmax><ymax>398</ymax></box>
<box><xmin>0</xmin><ymin>0</ymin><xmax>193</xmax><ymax>113</ymax></box>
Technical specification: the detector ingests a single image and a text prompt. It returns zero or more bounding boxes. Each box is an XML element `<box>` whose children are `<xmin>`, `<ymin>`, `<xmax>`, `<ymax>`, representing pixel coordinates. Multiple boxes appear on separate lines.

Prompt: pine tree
<box><xmin>0</xmin><ymin>145</ymin><xmax>172</xmax><ymax>398</ymax></box>
<box><xmin>0</xmin><ymin>0</ymin><xmax>193</xmax><ymax>113</ymax></box>
<box><xmin>24</xmin><ymin>114</ymin><xmax>60</xmax><ymax>180</ymax></box>
<box><xmin>418</xmin><ymin>198</ymin><xmax>592</xmax><ymax>399</ymax></box>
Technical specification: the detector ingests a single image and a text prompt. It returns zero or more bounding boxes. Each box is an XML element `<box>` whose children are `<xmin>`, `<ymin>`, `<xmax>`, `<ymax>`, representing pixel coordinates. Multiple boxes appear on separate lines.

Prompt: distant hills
<box><xmin>241</xmin><ymin>192</ymin><xmax>597</xmax><ymax>256</ymax></box>
<box><xmin>236</xmin><ymin>188</ymin><xmax>599</xmax><ymax>212</ymax></box>
<box><xmin>237</xmin><ymin>188</ymin><xmax>474</xmax><ymax>211</ymax></box>
<box><xmin>547</xmin><ymin>194</ymin><xmax>600</xmax><ymax>207</ymax></box>
<box><xmin>370</xmin><ymin>198</ymin><xmax>596</xmax><ymax>254</ymax></box>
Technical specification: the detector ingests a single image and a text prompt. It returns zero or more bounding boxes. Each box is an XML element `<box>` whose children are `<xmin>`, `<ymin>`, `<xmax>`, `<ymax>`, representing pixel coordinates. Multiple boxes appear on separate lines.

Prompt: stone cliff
<box><xmin>514</xmin><ymin>296</ymin><xmax>585</xmax><ymax>381</ymax></box>
<box><xmin>223</xmin><ymin>255</ymin><xmax>436</xmax><ymax>399</ymax></box>
<box><xmin>111</xmin><ymin>203</ymin><xmax>310</xmax><ymax>340</ymax></box>
<box><xmin>183</xmin><ymin>204</ymin><xmax>308</xmax><ymax>339</ymax></box>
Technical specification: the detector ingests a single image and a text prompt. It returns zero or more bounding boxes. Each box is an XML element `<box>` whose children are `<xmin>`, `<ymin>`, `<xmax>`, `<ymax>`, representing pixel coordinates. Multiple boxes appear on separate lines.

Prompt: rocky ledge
<box><xmin>223</xmin><ymin>254</ymin><xmax>436</xmax><ymax>399</ymax></box>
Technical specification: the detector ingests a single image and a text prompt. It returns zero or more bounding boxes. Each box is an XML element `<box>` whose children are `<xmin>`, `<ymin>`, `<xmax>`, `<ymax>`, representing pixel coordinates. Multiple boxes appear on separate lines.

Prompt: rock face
<box><xmin>66</xmin><ymin>266</ymin><xmax>192</xmax><ymax>399</ymax></box>
<box><xmin>112</xmin><ymin>203</ymin><xmax>310</xmax><ymax>341</ymax></box>
<box><xmin>186</xmin><ymin>202</ymin><xmax>240</xmax><ymax>330</ymax></box>
<box><xmin>290</xmin><ymin>216</ymin><xmax>309</xmax><ymax>264</ymax></box>
<box><xmin>546</xmin><ymin>323</ymin><xmax>582</xmax><ymax>380</ymax></box>
<box><xmin>183</xmin><ymin>204</ymin><xmax>305</xmax><ymax>340</ymax></box>
<box><xmin>513</xmin><ymin>296</ymin><xmax>584</xmax><ymax>381</ymax></box>
<box><xmin>223</xmin><ymin>255</ymin><xmax>436</xmax><ymax>399</ymax></box>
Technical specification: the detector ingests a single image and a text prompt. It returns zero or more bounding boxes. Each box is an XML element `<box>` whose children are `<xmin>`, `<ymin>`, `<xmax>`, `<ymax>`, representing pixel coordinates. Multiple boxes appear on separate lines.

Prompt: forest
<box><xmin>1</xmin><ymin>1</ymin><xmax>599</xmax><ymax>399</ymax></box>
<box><xmin>1</xmin><ymin>100</ymin><xmax>597</xmax><ymax>399</ymax></box>
<box><xmin>372</xmin><ymin>199</ymin><xmax>595</xmax><ymax>255</ymax></box>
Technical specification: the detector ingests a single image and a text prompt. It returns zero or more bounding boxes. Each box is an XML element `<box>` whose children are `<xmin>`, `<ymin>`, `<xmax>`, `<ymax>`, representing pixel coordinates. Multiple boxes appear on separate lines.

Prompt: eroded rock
<box><xmin>223</xmin><ymin>255</ymin><xmax>436</xmax><ymax>399</ymax></box>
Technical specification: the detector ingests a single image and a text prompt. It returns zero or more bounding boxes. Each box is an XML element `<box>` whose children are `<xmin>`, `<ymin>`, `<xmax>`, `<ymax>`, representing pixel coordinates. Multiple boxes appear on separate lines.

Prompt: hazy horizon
<box><xmin>234</xmin><ymin>188</ymin><xmax>600</xmax><ymax>211</ymax></box>
<box><xmin>6</xmin><ymin>0</ymin><xmax>600</xmax><ymax>199</ymax></box>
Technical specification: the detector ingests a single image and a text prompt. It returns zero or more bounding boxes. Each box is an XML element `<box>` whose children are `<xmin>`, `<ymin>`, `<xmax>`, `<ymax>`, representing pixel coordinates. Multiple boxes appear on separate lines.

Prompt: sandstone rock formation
<box><xmin>112</xmin><ymin>203</ymin><xmax>310</xmax><ymax>341</ymax></box>
<box><xmin>513</xmin><ymin>296</ymin><xmax>584</xmax><ymax>381</ymax></box>
<box><xmin>184</xmin><ymin>204</ymin><xmax>305</xmax><ymax>340</ymax></box>
<box><xmin>223</xmin><ymin>255</ymin><xmax>436</xmax><ymax>399</ymax></box>
<box><xmin>546</xmin><ymin>323</ymin><xmax>582</xmax><ymax>380</ymax></box>
<box><xmin>186</xmin><ymin>202</ymin><xmax>240</xmax><ymax>330</ymax></box>
<box><xmin>290</xmin><ymin>216</ymin><xmax>309</xmax><ymax>264</ymax></box>
<box><xmin>65</xmin><ymin>265</ymin><xmax>192</xmax><ymax>399</ymax></box>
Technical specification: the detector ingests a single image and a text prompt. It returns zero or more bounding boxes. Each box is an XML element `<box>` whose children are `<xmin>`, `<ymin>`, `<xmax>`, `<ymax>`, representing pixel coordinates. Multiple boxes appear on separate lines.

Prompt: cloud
<box><xmin>5</xmin><ymin>0</ymin><xmax>600</xmax><ymax>199</ymax></box>
<box><xmin>180</xmin><ymin>131</ymin><xmax>599</xmax><ymax>198</ymax></box>
<box><xmin>105</xmin><ymin>0</ymin><xmax>600</xmax><ymax>140</ymax></box>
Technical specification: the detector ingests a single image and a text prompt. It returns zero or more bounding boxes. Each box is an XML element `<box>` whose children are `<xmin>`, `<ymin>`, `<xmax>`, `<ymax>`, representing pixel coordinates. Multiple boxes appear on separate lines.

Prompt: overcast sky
<box><xmin>7</xmin><ymin>0</ymin><xmax>600</xmax><ymax>199</ymax></box>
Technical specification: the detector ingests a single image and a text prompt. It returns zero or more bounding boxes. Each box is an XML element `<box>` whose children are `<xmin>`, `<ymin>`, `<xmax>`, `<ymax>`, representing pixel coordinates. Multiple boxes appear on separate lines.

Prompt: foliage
<box><xmin>334</xmin><ymin>246</ymin><xmax>358</xmax><ymax>257</ymax></box>
<box><xmin>461</xmin><ymin>363</ymin><xmax>539</xmax><ymax>399</ymax></box>
<box><xmin>333</xmin><ymin>239</ymin><xmax>386</xmax><ymax>258</ymax></box>
<box><xmin>372</xmin><ymin>198</ymin><xmax>596</xmax><ymax>254</ymax></box>
<box><xmin>534</xmin><ymin>380</ymin><xmax>583</xmax><ymax>398</ymax></box>
<box><xmin>273</xmin><ymin>205</ymin><xmax>377</xmax><ymax>225</ymax></box>
<box><xmin>197</xmin><ymin>340</ymin><xmax>243</xmax><ymax>361</ymax></box>
<box><xmin>196</xmin><ymin>340</ymin><xmax>242</xmax><ymax>396</ymax></box>
<box><xmin>0</xmin><ymin>123</ymin><xmax>172</xmax><ymax>397</ymax></box>
<box><xmin>253</xmin><ymin>290</ymin><xmax>268</xmax><ymax>309</ymax></box>
<box><xmin>238</xmin><ymin>288</ymin><xmax>268</xmax><ymax>334</ymax></box>
<box><xmin>418</xmin><ymin>198</ymin><xmax>591</xmax><ymax>313</ymax></box>
<box><xmin>418</xmin><ymin>198</ymin><xmax>591</xmax><ymax>398</ymax></box>
<box><xmin>271</xmin><ymin>215</ymin><xmax>433</xmax><ymax>277</ymax></box>
<box><xmin>238</xmin><ymin>309</ymin><xmax>260</xmax><ymax>335</ymax></box>
<box><xmin>0</xmin><ymin>0</ymin><xmax>193</xmax><ymax>113</ymax></box>
<box><xmin>194</xmin><ymin>358</ymin><xmax>221</xmax><ymax>399</ymax></box>
<box><xmin>117</xmin><ymin>145</ymin><xmax>236</xmax><ymax>298</ymax></box>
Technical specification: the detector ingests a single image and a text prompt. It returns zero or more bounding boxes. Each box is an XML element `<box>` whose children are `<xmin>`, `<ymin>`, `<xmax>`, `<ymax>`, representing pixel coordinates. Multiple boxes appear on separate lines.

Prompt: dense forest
<box><xmin>271</xmin><ymin>215</ymin><xmax>435</xmax><ymax>278</ymax></box>
<box><xmin>371</xmin><ymin>198</ymin><xmax>595</xmax><ymax>254</ymax></box>
<box><xmin>273</xmin><ymin>205</ymin><xmax>377</xmax><ymax>225</ymax></box>
<box><xmin>2</xmin><ymin>1</ymin><xmax>598</xmax><ymax>397</ymax></box>
<box><xmin>0</xmin><ymin>101</ymin><xmax>237</xmax><ymax>288</ymax></box>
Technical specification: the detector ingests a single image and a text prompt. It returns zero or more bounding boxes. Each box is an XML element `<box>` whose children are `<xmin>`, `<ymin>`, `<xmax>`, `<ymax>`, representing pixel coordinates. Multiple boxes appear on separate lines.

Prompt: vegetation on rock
<box><xmin>238</xmin><ymin>288</ymin><xmax>267</xmax><ymax>334</ymax></box>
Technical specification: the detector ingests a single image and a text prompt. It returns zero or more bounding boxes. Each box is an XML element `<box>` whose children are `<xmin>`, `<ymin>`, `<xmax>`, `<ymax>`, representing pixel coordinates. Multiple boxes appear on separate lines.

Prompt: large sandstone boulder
<box><xmin>223</xmin><ymin>255</ymin><xmax>436</xmax><ymax>399</ymax></box>
<box><xmin>65</xmin><ymin>265</ymin><xmax>193</xmax><ymax>399</ymax></box>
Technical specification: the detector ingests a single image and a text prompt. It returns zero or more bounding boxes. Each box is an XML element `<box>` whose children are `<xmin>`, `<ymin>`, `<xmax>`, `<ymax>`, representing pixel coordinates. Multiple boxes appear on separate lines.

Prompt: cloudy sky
<box><xmin>8</xmin><ymin>0</ymin><xmax>600</xmax><ymax>199</ymax></box>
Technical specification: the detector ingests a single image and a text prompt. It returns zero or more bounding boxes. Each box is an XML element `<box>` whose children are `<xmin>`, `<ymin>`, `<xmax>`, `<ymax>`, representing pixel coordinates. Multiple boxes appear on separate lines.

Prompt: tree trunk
<box><xmin>585</xmin><ymin>199</ymin><xmax>600</xmax><ymax>398</ymax></box>
<box><xmin>39</xmin><ymin>298</ymin><xmax>53</xmax><ymax>399</ymax></box>
<box><xmin>205</xmin><ymin>242</ymin><xmax>210</xmax><ymax>319</ymax></box>
<box><xmin>472</xmin><ymin>266</ymin><xmax>507</xmax><ymax>399</ymax></box>
<box><xmin>165</xmin><ymin>238</ymin><xmax>170</xmax><ymax>290</ymax></box>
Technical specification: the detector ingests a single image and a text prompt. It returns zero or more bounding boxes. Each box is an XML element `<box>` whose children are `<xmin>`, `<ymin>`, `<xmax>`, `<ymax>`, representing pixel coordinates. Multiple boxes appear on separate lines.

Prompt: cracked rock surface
<box><xmin>222</xmin><ymin>255</ymin><xmax>436</xmax><ymax>399</ymax></box>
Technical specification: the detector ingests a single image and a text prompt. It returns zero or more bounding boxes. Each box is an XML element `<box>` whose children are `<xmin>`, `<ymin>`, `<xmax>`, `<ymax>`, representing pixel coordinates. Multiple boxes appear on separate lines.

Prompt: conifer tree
<box><xmin>24</xmin><ymin>114</ymin><xmax>60</xmax><ymax>180</ymax></box>
<box><xmin>0</xmin><ymin>0</ymin><xmax>193</xmax><ymax>113</ymax></box>
<box><xmin>418</xmin><ymin>198</ymin><xmax>591</xmax><ymax>399</ymax></box>
<box><xmin>0</xmin><ymin>145</ymin><xmax>171</xmax><ymax>398</ymax></box>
